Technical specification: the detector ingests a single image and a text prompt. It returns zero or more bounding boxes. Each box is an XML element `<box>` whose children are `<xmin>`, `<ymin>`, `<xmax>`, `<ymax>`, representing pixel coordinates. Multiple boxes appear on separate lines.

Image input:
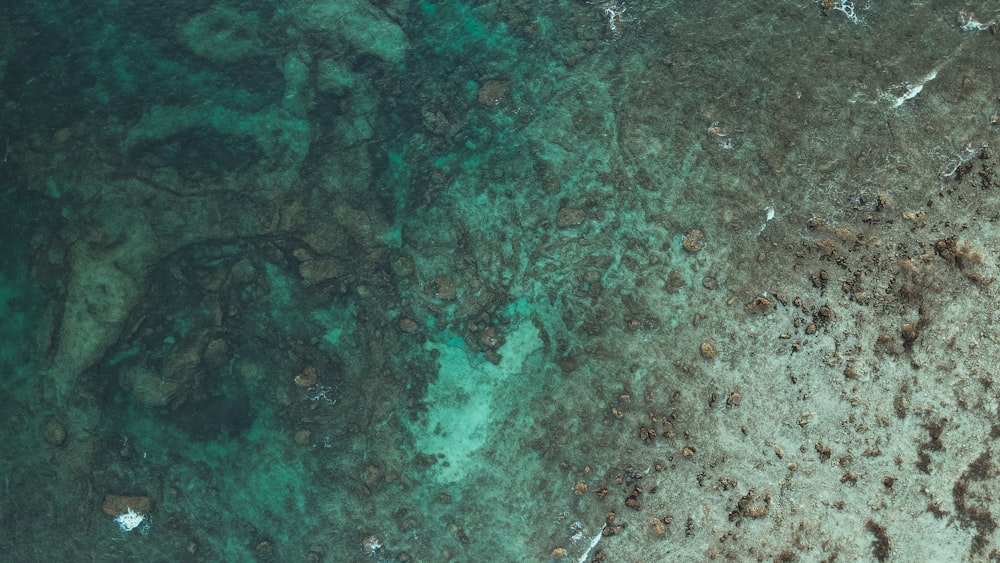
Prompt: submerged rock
<box><xmin>43</xmin><ymin>420</ymin><xmax>67</xmax><ymax>447</ymax></box>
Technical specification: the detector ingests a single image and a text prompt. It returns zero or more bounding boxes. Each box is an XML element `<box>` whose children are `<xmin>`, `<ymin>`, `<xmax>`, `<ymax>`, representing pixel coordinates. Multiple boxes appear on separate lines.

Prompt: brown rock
<box><xmin>294</xmin><ymin>366</ymin><xmax>318</xmax><ymax>388</ymax></box>
<box><xmin>699</xmin><ymin>341</ymin><xmax>717</xmax><ymax>359</ymax></box>
<box><xmin>435</xmin><ymin>276</ymin><xmax>457</xmax><ymax>300</ymax></box>
<box><xmin>682</xmin><ymin>228</ymin><xmax>706</xmax><ymax>252</ymax></box>
<box><xmin>745</xmin><ymin>296</ymin><xmax>774</xmax><ymax>314</ymax></box>
<box><xmin>477</xmin><ymin>79</ymin><xmax>510</xmax><ymax>107</ymax></box>
<box><xmin>478</xmin><ymin>326</ymin><xmax>505</xmax><ymax>349</ymax></box>
<box><xmin>43</xmin><ymin>420</ymin><xmax>67</xmax><ymax>447</ymax></box>
<box><xmin>556</xmin><ymin>206</ymin><xmax>586</xmax><ymax>228</ymax></box>
<box><xmin>399</xmin><ymin>317</ymin><xmax>419</xmax><ymax>333</ymax></box>
<box><xmin>639</xmin><ymin>426</ymin><xmax>657</xmax><ymax>443</ymax></box>
<box><xmin>650</xmin><ymin>517</ymin><xmax>667</xmax><ymax>537</ymax></box>
<box><xmin>203</xmin><ymin>338</ymin><xmax>230</xmax><ymax>368</ymax></box>
<box><xmin>299</xmin><ymin>257</ymin><xmax>340</xmax><ymax>284</ymax></box>
<box><xmin>391</xmin><ymin>256</ymin><xmax>415</xmax><ymax>278</ymax></box>
<box><xmin>102</xmin><ymin>495</ymin><xmax>151</xmax><ymax>516</ymax></box>
<box><xmin>363</xmin><ymin>464</ymin><xmax>385</xmax><ymax>488</ymax></box>
<box><xmin>294</xmin><ymin>428</ymin><xmax>313</xmax><ymax>445</ymax></box>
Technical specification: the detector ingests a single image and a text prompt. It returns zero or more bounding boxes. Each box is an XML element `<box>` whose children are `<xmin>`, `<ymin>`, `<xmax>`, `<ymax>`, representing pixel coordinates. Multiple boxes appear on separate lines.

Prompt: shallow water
<box><xmin>2</xmin><ymin>1</ymin><xmax>999</xmax><ymax>561</ymax></box>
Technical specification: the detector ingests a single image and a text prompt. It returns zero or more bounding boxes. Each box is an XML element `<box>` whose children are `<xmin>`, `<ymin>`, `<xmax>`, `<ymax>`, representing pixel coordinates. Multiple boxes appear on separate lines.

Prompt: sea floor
<box><xmin>1</xmin><ymin>0</ymin><xmax>999</xmax><ymax>561</ymax></box>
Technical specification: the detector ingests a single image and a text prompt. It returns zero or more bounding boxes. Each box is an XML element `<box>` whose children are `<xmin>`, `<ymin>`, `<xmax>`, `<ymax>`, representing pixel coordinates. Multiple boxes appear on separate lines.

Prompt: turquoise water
<box><xmin>3</xmin><ymin>1</ymin><xmax>1000</xmax><ymax>561</ymax></box>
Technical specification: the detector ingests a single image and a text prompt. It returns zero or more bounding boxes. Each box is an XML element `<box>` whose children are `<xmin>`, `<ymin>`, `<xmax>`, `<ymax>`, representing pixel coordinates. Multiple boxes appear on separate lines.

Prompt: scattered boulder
<box><xmin>43</xmin><ymin>420</ymin><xmax>67</xmax><ymax>447</ymax></box>
<box><xmin>557</xmin><ymin>206</ymin><xmax>586</xmax><ymax>228</ymax></box>
<box><xmin>478</xmin><ymin>79</ymin><xmax>510</xmax><ymax>107</ymax></box>
<box><xmin>101</xmin><ymin>494</ymin><xmax>151</xmax><ymax>516</ymax></box>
